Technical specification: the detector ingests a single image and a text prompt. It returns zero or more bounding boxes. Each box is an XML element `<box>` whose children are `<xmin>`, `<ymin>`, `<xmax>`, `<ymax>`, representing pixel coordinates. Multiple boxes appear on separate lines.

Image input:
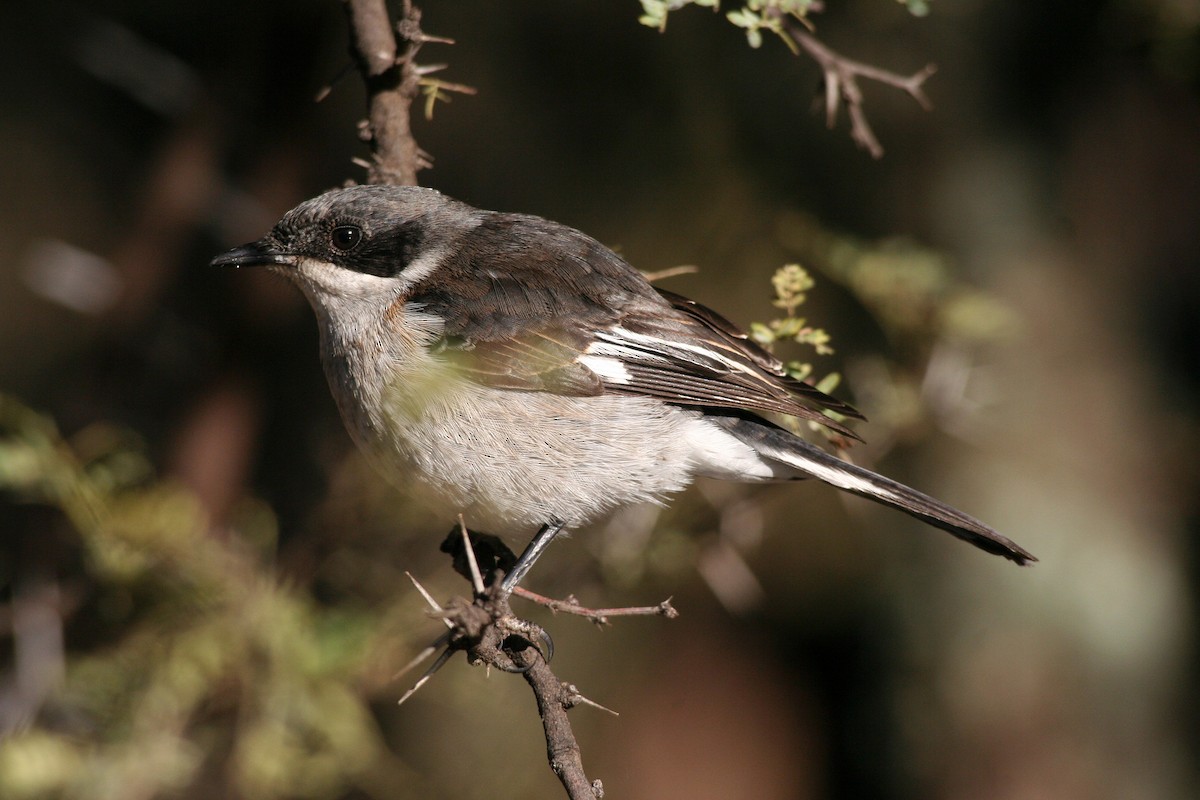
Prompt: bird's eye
<box><xmin>330</xmin><ymin>224</ymin><xmax>363</xmax><ymax>252</ymax></box>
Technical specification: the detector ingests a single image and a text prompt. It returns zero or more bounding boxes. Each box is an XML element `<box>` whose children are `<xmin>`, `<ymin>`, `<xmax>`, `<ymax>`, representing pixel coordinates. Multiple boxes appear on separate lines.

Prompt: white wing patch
<box><xmin>577</xmin><ymin>354</ymin><xmax>631</xmax><ymax>384</ymax></box>
<box><xmin>595</xmin><ymin>326</ymin><xmax>758</xmax><ymax>375</ymax></box>
<box><xmin>585</xmin><ymin>335</ymin><xmax>670</xmax><ymax>364</ymax></box>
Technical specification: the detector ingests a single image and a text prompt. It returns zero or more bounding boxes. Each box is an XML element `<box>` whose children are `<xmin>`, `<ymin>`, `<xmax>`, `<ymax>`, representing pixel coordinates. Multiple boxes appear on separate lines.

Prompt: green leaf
<box><xmin>749</xmin><ymin>321</ymin><xmax>776</xmax><ymax>346</ymax></box>
<box><xmin>726</xmin><ymin>9</ymin><xmax>755</xmax><ymax>27</ymax></box>
<box><xmin>815</xmin><ymin>371</ymin><xmax>842</xmax><ymax>395</ymax></box>
<box><xmin>903</xmin><ymin>0</ymin><xmax>932</xmax><ymax>18</ymax></box>
<box><xmin>772</xmin><ymin>316</ymin><xmax>807</xmax><ymax>338</ymax></box>
<box><xmin>784</xmin><ymin>360</ymin><xmax>813</xmax><ymax>381</ymax></box>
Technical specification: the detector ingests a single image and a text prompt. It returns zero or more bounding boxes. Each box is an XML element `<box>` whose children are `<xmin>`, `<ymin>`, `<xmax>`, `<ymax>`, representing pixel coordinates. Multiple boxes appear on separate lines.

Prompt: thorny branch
<box><xmin>515</xmin><ymin>651</ymin><xmax>605</xmax><ymax>800</ymax></box>
<box><xmin>339</xmin><ymin>6</ymin><xmax>615</xmax><ymax>792</ymax></box>
<box><xmin>514</xmin><ymin>586</ymin><xmax>679</xmax><ymax>627</ymax></box>
<box><xmin>394</xmin><ymin>528</ymin><xmax>678</xmax><ymax>797</ymax></box>
<box><xmin>413</xmin><ymin>527</ymin><xmax>640</xmax><ymax>800</ymax></box>
<box><xmin>771</xmin><ymin>9</ymin><xmax>936</xmax><ymax>158</ymax></box>
<box><xmin>443</xmin><ymin>588</ymin><xmax>602</xmax><ymax>800</ymax></box>
<box><xmin>339</xmin><ymin>6</ymin><xmax>675</xmax><ymax>796</ymax></box>
<box><xmin>342</xmin><ymin>0</ymin><xmax>430</xmax><ymax>185</ymax></box>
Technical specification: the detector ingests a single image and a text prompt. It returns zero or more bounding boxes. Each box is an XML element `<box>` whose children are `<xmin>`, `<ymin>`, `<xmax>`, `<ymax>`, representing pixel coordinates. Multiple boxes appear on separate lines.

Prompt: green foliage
<box><xmin>420</xmin><ymin>78</ymin><xmax>473</xmax><ymax>120</ymax></box>
<box><xmin>771</xmin><ymin>212</ymin><xmax>1019</xmax><ymax>438</ymax></box>
<box><xmin>639</xmin><ymin>0</ymin><xmax>815</xmax><ymax>49</ymax></box>
<box><xmin>751</xmin><ymin>263</ymin><xmax>836</xmax><ymax>376</ymax></box>
<box><xmin>0</xmin><ymin>396</ymin><xmax>406</xmax><ymax>800</ymax></box>
<box><xmin>639</xmin><ymin>1</ymin><xmax>934</xmax><ymax>49</ymax></box>
<box><xmin>637</xmin><ymin>0</ymin><xmax>718</xmax><ymax>32</ymax></box>
<box><xmin>726</xmin><ymin>0</ymin><xmax>814</xmax><ymax>50</ymax></box>
<box><xmin>749</xmin><ymin>264</ymin><xmax>845</xmax><ymax>432</ymax></box>
<box><xmin>900</xmin><ymin>0</ymin><xmax>933</xmax><ymax>18</ymax></box>
<box><xmin>776</xmin><ymin>212</ymin><xmax>1018</xmax><ymax>348</ymax></box>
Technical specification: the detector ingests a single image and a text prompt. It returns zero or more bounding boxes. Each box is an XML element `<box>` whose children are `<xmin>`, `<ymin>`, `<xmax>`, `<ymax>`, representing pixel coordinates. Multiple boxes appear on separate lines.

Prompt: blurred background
<box><xmin>1</xmin><ymin>0</ymin><xmax>1198</xmax><ymax>798</ymax></box>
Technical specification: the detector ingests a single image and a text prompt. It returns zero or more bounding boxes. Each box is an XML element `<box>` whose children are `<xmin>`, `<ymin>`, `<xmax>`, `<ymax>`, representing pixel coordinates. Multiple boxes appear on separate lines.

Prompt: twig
<box><xmin>411</xmin><ymin>530</ymin><xmax>617</xmax><ymax>797</ymax></box>
<box><xmin>641</xmin><ymin>264</ymin><xmax>699</xmax><ymax>283</ymax></box>
<box><xmin>342</xmin><ymin>0</ymin><xmax>430</xmax><ymax>185</ymax></box>
<box><xmin>773</xmin><ymin>13</ymin><xmax>935</xmax><ymax>158</ymax></box>
<box><xmin>513</xmin><ymin>586</ymin><xmax>678</xmax><ymax>627</ymax></box>
<box><xmin>437</xmin><ymin>583</ymin><xmax>601</xmax><ymax>799</ymax></box>
<box><xmin>512</xmin><ymin>646</ymin><xmax>603</xmax><ymax>800</ymax></box>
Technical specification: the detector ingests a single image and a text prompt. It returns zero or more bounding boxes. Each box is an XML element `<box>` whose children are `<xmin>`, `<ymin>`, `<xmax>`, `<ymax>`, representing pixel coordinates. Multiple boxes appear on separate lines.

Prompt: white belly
<box><xmin>322</xmin><ymin>318</ymin><xmax>778</xmax><ymax>534</ymax></box>
<box><xmin>379</xmin><ymin>383</ymin><xmax>715</xmax><ymax>531</ymax></box>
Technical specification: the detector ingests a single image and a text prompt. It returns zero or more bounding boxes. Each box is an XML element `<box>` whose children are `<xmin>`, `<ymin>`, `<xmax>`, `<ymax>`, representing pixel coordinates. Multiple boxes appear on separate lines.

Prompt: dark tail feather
<box><xmin>719</xmin><ymin>417</ymin><xmax>1036</xmax><ymax>565</ymax></box>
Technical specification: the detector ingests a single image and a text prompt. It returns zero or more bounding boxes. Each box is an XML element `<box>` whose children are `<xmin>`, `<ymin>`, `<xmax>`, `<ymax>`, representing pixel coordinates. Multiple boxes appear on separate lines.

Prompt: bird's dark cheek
<box><xmin>333</xmin><ymin>248</ymin><xmax>404</xmax><ymax>278</ymax></box>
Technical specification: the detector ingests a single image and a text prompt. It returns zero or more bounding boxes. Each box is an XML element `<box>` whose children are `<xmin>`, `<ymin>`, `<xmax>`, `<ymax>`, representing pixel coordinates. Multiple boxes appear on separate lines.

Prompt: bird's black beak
<box><xmin>210</xmin><ymin>239</ymin><xmax>295</xmax><ymax>268</ymax></box>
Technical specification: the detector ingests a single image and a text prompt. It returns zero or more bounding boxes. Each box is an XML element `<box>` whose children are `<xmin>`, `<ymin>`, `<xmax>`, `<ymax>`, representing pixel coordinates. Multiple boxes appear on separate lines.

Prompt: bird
<box><xmin>211</xmin><ymin>184</ymin><xmax>1035</xmax><ymax>590</ymax></box>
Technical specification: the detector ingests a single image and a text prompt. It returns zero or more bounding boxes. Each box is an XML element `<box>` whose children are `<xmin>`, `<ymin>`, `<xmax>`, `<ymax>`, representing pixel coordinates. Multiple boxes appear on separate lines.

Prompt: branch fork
<box><xmin>396</xmin><ymin>526</ymin><xmax>675</xmax><ymax>799</ymax></box>
<box><xmin>769</xmin><ymin>8</ymin><xmax>936</xmax><ymax>158</ymax></box>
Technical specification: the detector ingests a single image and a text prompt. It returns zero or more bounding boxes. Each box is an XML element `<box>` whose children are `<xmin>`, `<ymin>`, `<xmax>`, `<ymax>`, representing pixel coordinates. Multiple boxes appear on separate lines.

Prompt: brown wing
<box><xmin>648</xmin><ymin>289</ymin><xmax>864</xmax><ymax>421</ymax></box>
<box><xmin>410</xmin><ymin>211</ymin><xmax>861</xmax><ymax>437</ymax></box>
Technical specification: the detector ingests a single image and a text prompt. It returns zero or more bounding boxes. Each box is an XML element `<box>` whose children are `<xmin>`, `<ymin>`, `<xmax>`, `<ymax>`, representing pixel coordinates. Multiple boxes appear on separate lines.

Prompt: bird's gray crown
<box><xmin>268</xmin><ymin>185</ymin><xmax>478</xmax><ymax>278</ymax></box>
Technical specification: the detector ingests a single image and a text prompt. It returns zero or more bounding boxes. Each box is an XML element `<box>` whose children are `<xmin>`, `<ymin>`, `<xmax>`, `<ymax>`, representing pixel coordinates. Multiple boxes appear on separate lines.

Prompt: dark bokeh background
<box><xmin>1</xmin><ymin>1</ymin><xmax>1198</xmax><ymax>798</ymax></box>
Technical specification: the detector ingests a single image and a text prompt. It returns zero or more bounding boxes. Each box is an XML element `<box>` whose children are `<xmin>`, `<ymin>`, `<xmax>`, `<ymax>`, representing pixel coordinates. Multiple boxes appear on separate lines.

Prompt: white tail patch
<box><xmin>771</xmin><ymin>448</ymin><xmax>899</xmax><ymax>502</ymax></box>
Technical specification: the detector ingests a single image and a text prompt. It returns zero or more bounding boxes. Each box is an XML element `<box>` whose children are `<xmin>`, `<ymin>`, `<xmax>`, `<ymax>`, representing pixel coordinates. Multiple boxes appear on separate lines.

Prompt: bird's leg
<box><xmin>500</xmin><ymin>519</ymin><xmax>567</xmax><ymax>594</ymax></box>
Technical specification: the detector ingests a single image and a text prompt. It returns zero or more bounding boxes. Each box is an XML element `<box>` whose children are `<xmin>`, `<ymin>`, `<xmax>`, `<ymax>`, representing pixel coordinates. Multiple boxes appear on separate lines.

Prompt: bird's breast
<box><xmin>323</xmin><ymin>332</ymin><xmax>708</xmax><ymax>532</ymax></box>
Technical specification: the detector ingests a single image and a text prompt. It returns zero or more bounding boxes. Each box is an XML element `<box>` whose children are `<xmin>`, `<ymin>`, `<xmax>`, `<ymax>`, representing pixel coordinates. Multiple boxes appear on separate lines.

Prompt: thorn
<box><xmin>414</xmin><ymin>62</ymin><xmax>448</xmax><ymax>77</ymax></box>
<box><xmin>458</xmin><ymin>517</ymin><xmax>486</xmax><ymax>596</ymax></box>
<box><xmin>397</xmin><ymin>646</ymin><xmax>455</xmax><ymax>706</ymax></box>
<box><xmin>406</xmin><ymin>571</ymin><xmax>454</xmax><ymax>629</ymax></box>
<box><xmin>314</xmin><ymin>60</ymin><xmax>356</xmax><ymax>103</ymax></box>
<box><xmin>391</xmin><ymin>630</ymin><xmax>452</xmax><ymax>681</ymax></box>
<box><xmin>564</xmin><ymin>684</ymin><xmax>619</xmax><ymax>717</ymax></box>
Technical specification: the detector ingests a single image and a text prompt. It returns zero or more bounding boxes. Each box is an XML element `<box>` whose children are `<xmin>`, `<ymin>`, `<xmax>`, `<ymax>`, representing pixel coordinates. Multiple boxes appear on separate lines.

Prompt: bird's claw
<box><xmin>494</xmin><ymin>618</ymin><xmax>554</xmax><ymax>672</ymax></box>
